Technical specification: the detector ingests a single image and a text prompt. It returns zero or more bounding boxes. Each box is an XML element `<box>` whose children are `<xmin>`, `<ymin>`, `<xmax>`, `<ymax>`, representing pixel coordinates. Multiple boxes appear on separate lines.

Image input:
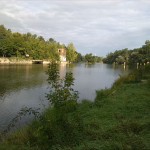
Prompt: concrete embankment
<box><xmin>0</xmin><ymin>57</ymin><xmax>68</xmax><ymax>65</ymax></box>
<box><xmin>0</xmin><ymin>58</ymin><xmax>32</xmax><ymax>64</ymax></box>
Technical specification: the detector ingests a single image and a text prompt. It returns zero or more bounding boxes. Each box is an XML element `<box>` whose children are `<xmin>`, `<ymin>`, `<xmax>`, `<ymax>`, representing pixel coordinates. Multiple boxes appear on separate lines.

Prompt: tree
<box><xmin>115</xmin><ymin>55</ymin><xmax>125</xmax><ymax>64</ymax></box>
<box><xmin>0</xmin><ymin>25</ymin><xmax>13</xmax><ymax>57</ymax></box>
<box><xmin>95</xmin><ymin>56</ymin><xmax>102</xmax><ymax>62</ymax></box>
<box><xmin>85</xmin><ymin>53</ymin><xmax>96</xmax><ymax>63</ymax></box>
<box><xmin>47</xmin><ymin>62</ymin><xmax>78</xmax><ymax>108</ymax></box>
<box><xmin>26</xmin><ymin>62</ymin><xmax>82</xmax><ymax>148</ymax></box>
<box><xmin>38</xmin><ymin>36</ymin><xmax>45</xmax><ymax>41</ymax></box>
<box><xmin>66</xmin><ymin>43</ymin><xmax>77</xmax><ymax>63</ymax></box>
<box><xmin>12</xmin><ymin>32</ymin><xmax>25</xmax><ymax>57</ymax></box>
<box><xmin>0</xmin><ymin>25</ymin><xmax>74</xmax><ymax>61</ymax></box>
<box><xmin>75</xmin><ymin>52</ymin><xmax>83</xmax><ymax>62</ymax></box>
<box><xmin>48</xmin><ymin>38</ymin><xmax>56</xmax><ymax>43</ymax></box>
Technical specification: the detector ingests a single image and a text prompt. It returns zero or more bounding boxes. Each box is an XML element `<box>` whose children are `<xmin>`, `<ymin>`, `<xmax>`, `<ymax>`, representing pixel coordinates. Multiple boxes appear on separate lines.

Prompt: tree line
<box><xmin>103</xmin><ymin>41</ymin><xmax>150</xmax><ymax>65</ymax></box>
<box><xmin>0</xmin><ymin>25</ymin><xmax>80</xmax><ymax>62</ymax></box>
<box><xmin>0</xmin><ymin>25</ymin><xmax>104</xmax><ymax>64</ymax></box>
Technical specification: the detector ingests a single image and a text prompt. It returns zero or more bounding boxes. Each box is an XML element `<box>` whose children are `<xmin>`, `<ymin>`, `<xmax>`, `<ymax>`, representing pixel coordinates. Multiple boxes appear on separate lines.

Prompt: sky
<box><xmin>0</xmin><ymin>0</ymin><xmax>150</xmax><ymax>56</ymax></box>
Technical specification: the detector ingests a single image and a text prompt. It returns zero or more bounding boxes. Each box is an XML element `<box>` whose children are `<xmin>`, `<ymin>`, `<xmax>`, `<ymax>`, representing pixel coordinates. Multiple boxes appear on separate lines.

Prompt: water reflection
<box><xmin>0</xmin><ymin>63</ymin><xmax>130</xmax><ymax>131</ymax></box>
<box><xmin>84</xmin><ymin>63</ymin><xmax>96</xmax><ymax>68</ymax></box>
<box><xmin>0</xmin><ymin>65</ymin><xmax>48</xmax><ymax>97</ymax></box>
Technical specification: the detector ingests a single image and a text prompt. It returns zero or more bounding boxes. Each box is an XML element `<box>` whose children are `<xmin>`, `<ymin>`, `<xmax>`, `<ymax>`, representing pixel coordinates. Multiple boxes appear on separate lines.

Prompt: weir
<box><xmin>32</xmin><ymin>60</ymin><xmax>43</xmax><ymax>64</ymax></box>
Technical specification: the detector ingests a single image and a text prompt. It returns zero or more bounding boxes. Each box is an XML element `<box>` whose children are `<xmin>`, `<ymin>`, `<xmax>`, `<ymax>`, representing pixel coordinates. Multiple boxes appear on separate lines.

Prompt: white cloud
<box><xmin>0</xmin><ymin>0</ymin><xmax>150</xmax><ymax>56</ymax></box>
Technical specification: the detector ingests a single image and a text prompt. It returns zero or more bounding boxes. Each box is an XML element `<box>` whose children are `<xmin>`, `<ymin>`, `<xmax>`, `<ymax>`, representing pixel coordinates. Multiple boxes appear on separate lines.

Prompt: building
<box><xmin>58</xmin><ymin>48</ymin><xmax>66</xmax><ymax>62</ymax></box>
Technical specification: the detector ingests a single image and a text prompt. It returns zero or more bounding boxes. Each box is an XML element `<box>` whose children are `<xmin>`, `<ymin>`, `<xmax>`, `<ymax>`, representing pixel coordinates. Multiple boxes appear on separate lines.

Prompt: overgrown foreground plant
<box><xmin>47</xmin><ymin>62</ymin><xmax>79</xmax><ymax>109</ymax></box>
<box><xmin>0</xmin><ymin>62</ymin><xmax>83</xmax><ymax>149</ymax></box>
<box><xmin>25</xmin><ymin>62</ymin><xmax>83</xmax><ymax>149</ymax></box>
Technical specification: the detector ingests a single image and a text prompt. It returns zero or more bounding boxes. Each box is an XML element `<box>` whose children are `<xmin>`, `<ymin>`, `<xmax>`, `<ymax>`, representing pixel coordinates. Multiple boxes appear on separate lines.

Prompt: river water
<box><xmin>0</xmin><ymin>63</ymin><xmax>130</xmax><ymax>131</ymax></box>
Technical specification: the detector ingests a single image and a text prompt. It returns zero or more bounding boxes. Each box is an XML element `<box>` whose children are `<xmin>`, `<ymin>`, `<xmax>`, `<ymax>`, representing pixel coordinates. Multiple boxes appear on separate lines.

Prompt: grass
<box><xmin>0</xmin><ymin>65</ymin><xmax>150</xmax><ymax>149</ymax></box>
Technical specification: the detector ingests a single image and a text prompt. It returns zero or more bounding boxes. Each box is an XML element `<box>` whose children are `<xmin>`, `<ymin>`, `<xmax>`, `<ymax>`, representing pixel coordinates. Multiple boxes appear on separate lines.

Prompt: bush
<box><xmin>25</xmin><ymin>62</ymin><xmax>83</xmax><ymax>149</ymax></box>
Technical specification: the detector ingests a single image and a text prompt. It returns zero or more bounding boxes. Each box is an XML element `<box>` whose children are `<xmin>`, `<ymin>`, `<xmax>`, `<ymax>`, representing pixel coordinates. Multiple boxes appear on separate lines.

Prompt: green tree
<box><xmin>22</xmin><ymin>63</ymin><xmax>82</xmax><ymax>149</ymax></box>
<box><xmin>85</xmin><ymin>53</ymin><xmax>96</xmax><ymax>63</ymax></box>
<box><xmin>48</xmin><ymin>38</ymin><xmax>56</xmax><ymax>43</ymax></box>
<box><xmin>75</xmin><ymin>52</ymin><xmax>83</xmax><ymax>62</ymax></box>
<box><xmin>95</xmin><ymin>56</ymin><xmax>102</xmax><ymax>62</ymax></box>
<box><xmin>11</xmin><ymin>32</ymin><xmax>26</xmax><ymax>57</ymax></box>
<box><xmin>0</xmin><ymin>25</ymin><xmax>80</xmax><ymax>62</ymax></box>
<box><xmin>66</xmin><ymin>43</ymin><xmax>77</xmax><ymax>63</ymax></box>
<box><xmin>0</xmin><ymin>25</ymin><xmax>13</xmax><ymax>57</ymax></box>
<box><xmin>115</xmin><ymin>55</ymin><xmax>125</xmax><ymax>64</ymax></box>
<box><xmin>47</xmin><ymin>62</ymin><xmax>78</xmax><ymax>108</ymax></box>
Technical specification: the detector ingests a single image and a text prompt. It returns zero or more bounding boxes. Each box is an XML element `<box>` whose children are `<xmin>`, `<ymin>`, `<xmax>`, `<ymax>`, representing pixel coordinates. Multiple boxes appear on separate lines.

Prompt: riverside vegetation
<box><xmin>0</xmin><ymin>63</ymin><xmax>149</xmax><ymax>150</ymax></box>
<box><xmin>103</xmin><ymin>41</ymin><xmax>150</xmax><ymax>65</ymax></box>
<box><xmin>1</xmin><ymin>24</ymin><xmax>149</xmax><ymax>64</ymax></box>
<box><xmin>0</xmin><ymin>25</ymin><xmax>102</xmax><ymax>64</ymax></box>
<box><xmin>0</xmin><ymin>25</ymin><xmax>82</xmax><ymax>63</ymax></box>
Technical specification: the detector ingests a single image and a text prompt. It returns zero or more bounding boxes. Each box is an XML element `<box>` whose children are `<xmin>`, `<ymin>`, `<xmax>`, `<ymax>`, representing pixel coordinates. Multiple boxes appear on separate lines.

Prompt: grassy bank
<box><xmin>0</xmin><ymin>65</ymin><xmax>150</xmax><ymax>150</ymax></box>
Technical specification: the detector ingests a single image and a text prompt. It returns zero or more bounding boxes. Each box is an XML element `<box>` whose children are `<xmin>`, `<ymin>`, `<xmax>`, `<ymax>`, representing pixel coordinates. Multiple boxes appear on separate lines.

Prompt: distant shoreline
<box><xmin>0</xmin><ymin>57</ymin><xmax>68</xmax><ymax>65</ymax></box>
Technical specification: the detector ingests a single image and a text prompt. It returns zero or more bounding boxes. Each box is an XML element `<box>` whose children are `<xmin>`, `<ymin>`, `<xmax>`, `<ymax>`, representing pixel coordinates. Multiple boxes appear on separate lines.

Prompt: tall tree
<box><xmin>85</xmin><ymin>53</ymin><xmax>96</xmax><ymax>63</ymax></box>
<box><xmin>66</xmin><ymin>43</ymin><xmax>77</xmax><ymax>63</ymax></box>
<box><xmin>0</xmin><ymin>25</ymin><xmax>13</xmax><ymax>57</ymax></box>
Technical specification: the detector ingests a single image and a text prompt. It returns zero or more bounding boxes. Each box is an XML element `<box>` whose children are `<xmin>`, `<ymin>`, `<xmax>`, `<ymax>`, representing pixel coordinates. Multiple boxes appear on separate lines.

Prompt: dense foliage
<box><xmin>66</xmin><ymin>43</ymin><xmax>78</xmax><ymax>63</ymax></box>
<box><xmin>27</xmin><ymin>63</ymin><xmax>82</xmax><ymax>149</ymax></box>
<box><xmin>0</xmin><ymin>25</ymin><xmax>63</xmax><ymax>60</ymax></box>
<box><xmin>103</xmin><ymin>41</ymin><xmax>150</xmax><ymax>65</ymax></box>
<box><xmin>84</xmin><ymin>53</ymin><xmax>102</xmax><ymax>63</ymax></box>
<box><xmin>47</xmin><ymin>62</ymin><xmax>79</xmax><ymax>109</ymax></box>
<box><xmin>0</xmin><ymin>25</ymin><xmax>82</xmax><ymax>62</ymax></box>
<box><xmin>0</xmin><ymin>25</ymin><xmax>103</xmax><ymax>63</ymax></box>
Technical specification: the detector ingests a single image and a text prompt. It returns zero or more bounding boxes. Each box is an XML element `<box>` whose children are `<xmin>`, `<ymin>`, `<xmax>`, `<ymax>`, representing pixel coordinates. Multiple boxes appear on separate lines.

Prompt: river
<box><xmin>0</xmin><ymin>63</ymin><xmax>130</xmax><ymax>132</ymax></box>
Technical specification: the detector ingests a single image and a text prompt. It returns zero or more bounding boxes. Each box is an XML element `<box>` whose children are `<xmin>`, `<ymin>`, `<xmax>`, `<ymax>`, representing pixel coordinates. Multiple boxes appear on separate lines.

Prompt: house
<box><xmin>58</xmin><ymin>48</ymin><xmax>66</xmax><ymax>62</ymax></box>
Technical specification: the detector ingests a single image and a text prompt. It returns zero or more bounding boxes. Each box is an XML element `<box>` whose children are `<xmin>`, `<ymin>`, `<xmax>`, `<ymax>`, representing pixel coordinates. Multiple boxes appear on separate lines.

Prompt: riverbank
<box><xmin>0</xmin><ymin>57</ymin><xmax>32</xmax><ymax>64</ymax></box>
<box><xmin>0</xmin><ymin>57</ymin><xmax>68</xmax><ymax>65</ymax></box>
<box><xmin>0</xmin><ymin>65</ymin><xmax>149</xmax><ymax>150</ymax></box>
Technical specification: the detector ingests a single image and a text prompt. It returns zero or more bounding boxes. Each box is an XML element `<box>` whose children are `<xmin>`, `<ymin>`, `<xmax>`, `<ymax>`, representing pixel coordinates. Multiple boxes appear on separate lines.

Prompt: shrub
<box><xmin>26</xmin><ymin>62</ymin><xmax>83</xmax><ymax>149</ymax></box>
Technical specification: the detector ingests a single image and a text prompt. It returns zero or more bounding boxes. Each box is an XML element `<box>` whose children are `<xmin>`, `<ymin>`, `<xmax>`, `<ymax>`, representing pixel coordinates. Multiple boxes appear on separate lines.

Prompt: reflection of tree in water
<box><xmin>66</xmin><ymin>63</ymin><xmax>76</xmax><ymax>69</ymax></box>
<box><xmin>85</xmin><ymin>63</ymin><xmax>95</xmax><ymax>68</ymax></box>
<box><xmin>0</xmin><ymin>93</ymin><xmax>6</xmax><ymax>105</ymax></box>
<box><xmin>0</xmin><ymin>65</ymin><xmax>48</xmax><ymax>98</ymax></box>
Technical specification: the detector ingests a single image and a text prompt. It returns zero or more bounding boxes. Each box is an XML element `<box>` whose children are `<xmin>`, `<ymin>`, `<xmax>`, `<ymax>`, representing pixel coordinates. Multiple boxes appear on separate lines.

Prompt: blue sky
<box><xmin>0</xmin><ymin>0</ymin><xmax>150</xmax><ymax>56</ymax></box>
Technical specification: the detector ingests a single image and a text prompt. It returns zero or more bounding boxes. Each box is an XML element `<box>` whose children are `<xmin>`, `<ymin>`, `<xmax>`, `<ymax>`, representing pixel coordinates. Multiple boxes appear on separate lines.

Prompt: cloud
<box><xmin>0</xmin><ymin>0</ymin><xmax>150</xmax><ymax>56</ymax></box>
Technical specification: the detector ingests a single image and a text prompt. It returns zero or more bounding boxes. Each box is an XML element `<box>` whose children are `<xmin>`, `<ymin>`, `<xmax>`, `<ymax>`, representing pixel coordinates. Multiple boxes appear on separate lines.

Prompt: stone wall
<box><xmin>0</xmin><ymin>57</ymin><xmax>32</xmax><ymax>64</ymax></box>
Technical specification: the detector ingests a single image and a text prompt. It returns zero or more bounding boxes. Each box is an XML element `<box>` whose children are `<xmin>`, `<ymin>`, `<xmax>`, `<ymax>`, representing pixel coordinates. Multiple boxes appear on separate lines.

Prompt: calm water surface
<box><xmin>0</xmin><ymin>63</ymin><xmax>130</xmax><ymax>131</ymax></box>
